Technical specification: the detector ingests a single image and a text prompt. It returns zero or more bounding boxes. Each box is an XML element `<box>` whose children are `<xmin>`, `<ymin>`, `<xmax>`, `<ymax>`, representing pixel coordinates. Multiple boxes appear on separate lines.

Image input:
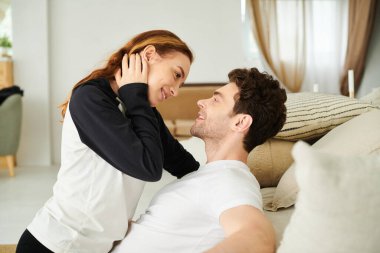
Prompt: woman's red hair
<box><xmin>59</xmin><ymin>30</ymin><xmax>193</xmax><ymax>119</ymax></box>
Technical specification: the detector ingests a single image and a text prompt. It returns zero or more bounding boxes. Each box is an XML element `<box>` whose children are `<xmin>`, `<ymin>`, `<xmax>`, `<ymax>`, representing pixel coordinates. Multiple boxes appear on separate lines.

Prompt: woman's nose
<box><xmin>170</xmin><ymin>87</ymin><xmax>178</xmax><ymax>97</ymax></box>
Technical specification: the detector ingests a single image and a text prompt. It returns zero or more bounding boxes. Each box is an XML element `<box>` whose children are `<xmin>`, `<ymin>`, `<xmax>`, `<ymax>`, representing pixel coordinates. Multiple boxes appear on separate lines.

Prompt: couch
<box><xmin>0</xmin><ymin>93</ymin><xmax>22</xmax><ymax>176</ymax></box>
<box><xmin>2</xmin><ymin>86</ymin><xmax>378</xmax><ymax>253</ymax></box>
<box><xmin>158</xmin><ymin>84</ymin><xmax>380</xmax><ymax>252</ymax></box>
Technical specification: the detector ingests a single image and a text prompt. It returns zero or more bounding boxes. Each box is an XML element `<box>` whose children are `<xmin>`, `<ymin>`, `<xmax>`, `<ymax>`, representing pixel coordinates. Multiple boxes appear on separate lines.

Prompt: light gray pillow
<box><xmin>277</xmin><ymin>142</ymin><xmax>380</xmax><ymax>253</ymax></box>
<box><xmin>265</xmin><ymin>109</ymin><xmax>380</xmax><ymax>211</ymax></box>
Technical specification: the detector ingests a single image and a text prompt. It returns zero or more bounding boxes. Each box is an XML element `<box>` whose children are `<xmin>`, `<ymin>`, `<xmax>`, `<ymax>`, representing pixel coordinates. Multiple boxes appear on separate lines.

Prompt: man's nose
<box><xmin>197</xmin><ymin>99</ymin><xmax>205</xmax><ymax>108</ymax></box>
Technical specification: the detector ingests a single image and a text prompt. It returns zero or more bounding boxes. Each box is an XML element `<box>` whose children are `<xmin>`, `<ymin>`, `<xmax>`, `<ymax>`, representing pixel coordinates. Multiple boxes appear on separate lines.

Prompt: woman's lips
<box><xmin>161</xmin><ymin>88</ymin><xmax>167</xmax><ymax>101</ymax></box>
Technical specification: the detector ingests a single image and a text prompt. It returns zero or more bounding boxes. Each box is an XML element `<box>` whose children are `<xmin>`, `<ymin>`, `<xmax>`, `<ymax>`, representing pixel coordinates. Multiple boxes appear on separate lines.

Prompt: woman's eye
<box><xmin>175</xmin><ymin>72</ymin><xmax>182</xmax><ymax>79</ymax></box>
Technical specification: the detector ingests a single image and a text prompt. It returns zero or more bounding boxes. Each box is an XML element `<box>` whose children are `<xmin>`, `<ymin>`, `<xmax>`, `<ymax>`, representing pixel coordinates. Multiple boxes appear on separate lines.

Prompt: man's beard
<box><xmin>190</xmin><ymin>123</ymin><xmax>226</xmax><ymax>140</ymax></box>
<box><xmin>190</xmin><ymin>124</ymin><xmax>204</xmax><ymax>138</ymax></box>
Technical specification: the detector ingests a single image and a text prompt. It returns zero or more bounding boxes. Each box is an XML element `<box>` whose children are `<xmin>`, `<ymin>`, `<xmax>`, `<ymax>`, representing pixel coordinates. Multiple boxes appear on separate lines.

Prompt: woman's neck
<box><xmin>109</xmin><ymin>79</ymin><xmax>119</xmax><ymax>96</ymax></box>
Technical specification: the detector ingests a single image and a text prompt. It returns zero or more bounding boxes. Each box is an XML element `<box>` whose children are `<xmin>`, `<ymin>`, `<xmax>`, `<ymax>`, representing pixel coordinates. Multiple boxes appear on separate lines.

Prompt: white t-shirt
<box><xmin>112</xmin><ymin>160</ymin><xmax>262</xmax><ymax>253</ymax></box>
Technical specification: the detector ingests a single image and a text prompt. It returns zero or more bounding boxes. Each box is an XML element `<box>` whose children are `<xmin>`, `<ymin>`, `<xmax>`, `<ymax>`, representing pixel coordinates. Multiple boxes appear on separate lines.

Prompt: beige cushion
<box><xmin>266</xmin><ymin>110</ymin><xmax>380</xmax><ymax>211</ymax></box>
<box><xmin>175</xmin><ymin>119</ymin><xmax>194</xmax><ymax>137</ymax></box>
<box><xmin>277</xmin><ymin>142</ymin><xmax>380</xmax><ymax>253</ymax></box>
<box><xmin>248</xmin><ymin>139</ymin><xmax>295</xmax><ymax>188</ymax></box>
<box><xmin>275</xmin><ymin>92</ymin><xmax>378</xmax><ymax>141</ymax></box>
<box><xmin>261</xmin><ymin>187</ymin><xmax>294</xmax><ymax>248</ymax></box>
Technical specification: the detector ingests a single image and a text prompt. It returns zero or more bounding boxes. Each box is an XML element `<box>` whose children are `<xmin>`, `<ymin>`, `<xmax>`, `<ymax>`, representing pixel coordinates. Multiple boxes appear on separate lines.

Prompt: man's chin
<box><xmin>190</xmin><ymin>127</ymin><xmax>197</xmax><ymax>138</ymax></box>
<box><xmin>190</xmin><ymin>126</ymin><xmax>204</xmax><ymax>139</ymax></box>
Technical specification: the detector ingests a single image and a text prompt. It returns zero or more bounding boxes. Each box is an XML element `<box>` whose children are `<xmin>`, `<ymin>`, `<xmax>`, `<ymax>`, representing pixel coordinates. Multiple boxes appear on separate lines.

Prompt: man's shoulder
<box><xmin>197</xmin><ymin>161</ymin><xmax>259</xmax><ymax>189</ymax></box>
<box><xmin>211</xmin><ymin>160</ymin><xmax>253</xmax><ymax>178</ymax></box>
<box><xmin>218</xmin><ymin>167</ymin><xmax>258</xmax><ymax>187</ymax></box>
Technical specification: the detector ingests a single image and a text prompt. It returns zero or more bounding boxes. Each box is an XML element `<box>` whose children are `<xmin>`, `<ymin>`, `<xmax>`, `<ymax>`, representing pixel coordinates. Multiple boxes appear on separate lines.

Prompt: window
<box><xmin>0</xmin><ymin>6</ymin><xmax>13</xmax><ymax>56</ymax></box>
<box><xmin>241</xmin><ymin>0</ymin><xmax>262</xmax><ymax>70</ymax></box>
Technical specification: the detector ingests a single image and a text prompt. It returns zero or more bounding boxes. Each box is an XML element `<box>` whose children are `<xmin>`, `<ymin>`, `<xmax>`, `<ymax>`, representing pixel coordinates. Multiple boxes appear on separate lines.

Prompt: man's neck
<box><xmin>203</xmin><ymin>137</ymin><xmax>248</xmax><ymax>164</ymax></box>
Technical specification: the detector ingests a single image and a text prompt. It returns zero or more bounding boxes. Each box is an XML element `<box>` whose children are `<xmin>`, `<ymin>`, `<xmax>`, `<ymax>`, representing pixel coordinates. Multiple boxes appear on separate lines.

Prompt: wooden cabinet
<box><xmin>0</xmin><ymin>60</ymin><xmax>14</xmax><ymax>88</ymax></box>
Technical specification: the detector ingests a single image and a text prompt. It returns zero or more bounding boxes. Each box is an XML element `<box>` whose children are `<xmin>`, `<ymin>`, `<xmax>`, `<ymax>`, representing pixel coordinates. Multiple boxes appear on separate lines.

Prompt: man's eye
<box><xmin>175</xmin><ymin>72</ymin><xmax>182</xmax><ymax>79</ymax></box>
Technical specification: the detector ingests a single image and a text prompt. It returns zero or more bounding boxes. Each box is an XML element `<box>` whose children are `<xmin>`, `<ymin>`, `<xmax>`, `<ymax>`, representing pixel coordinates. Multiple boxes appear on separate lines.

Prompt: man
<box><xmin>112</xmin><ymin>67</ymin><xmax>287</xmax><ymax>253</ymax></box>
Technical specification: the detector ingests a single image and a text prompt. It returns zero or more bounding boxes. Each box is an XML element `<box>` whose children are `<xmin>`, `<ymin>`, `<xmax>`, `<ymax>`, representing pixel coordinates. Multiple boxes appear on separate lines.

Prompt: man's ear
<box><xmin>232</xmin><ymin>114</ymin><xmax>252</xmax><ymax>133</ymax></box>
<box><xmin>141</xmin><ymin>45</ymin><xmax>157</xmax><ymax>62</ymax></box>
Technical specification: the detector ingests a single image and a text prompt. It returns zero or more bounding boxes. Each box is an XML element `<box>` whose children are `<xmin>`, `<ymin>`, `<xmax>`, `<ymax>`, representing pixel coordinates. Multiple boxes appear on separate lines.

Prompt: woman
<box><xmin>16</xmin><ymin>30</ymin><xmax>199</xmax><ymax>253</ymax></box>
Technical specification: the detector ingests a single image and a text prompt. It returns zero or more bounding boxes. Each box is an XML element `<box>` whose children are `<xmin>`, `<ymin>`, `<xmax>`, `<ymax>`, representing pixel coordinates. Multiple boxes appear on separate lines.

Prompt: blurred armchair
<box><xmin>0</xmin><ymin>94</ymin><xmax>22</xmax><ymax>176</ymax></box>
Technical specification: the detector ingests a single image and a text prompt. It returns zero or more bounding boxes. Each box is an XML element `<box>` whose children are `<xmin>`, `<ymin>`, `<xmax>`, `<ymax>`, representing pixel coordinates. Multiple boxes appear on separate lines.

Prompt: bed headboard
<box><xmin>155</xmin><ymin>83</ymin><xmax>223</xmax><ymax>137</ymax></box>
<box><xmin>156</xmin><ymin>83</ymin><xmax>223</xmax><ymax>121</ymax></box>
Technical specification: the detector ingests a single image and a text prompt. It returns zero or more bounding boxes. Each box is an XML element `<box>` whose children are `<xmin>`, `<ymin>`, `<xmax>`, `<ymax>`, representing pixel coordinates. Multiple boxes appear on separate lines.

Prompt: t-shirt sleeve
<box><xmin>201</xmin><ymin>169</ymin><xmax>263</xmax><ymax>219</ymax></box>
<box><xmin>69</xmin><ymin>83</ymin><xmax>164</xmax><ymax>182</ymax></box>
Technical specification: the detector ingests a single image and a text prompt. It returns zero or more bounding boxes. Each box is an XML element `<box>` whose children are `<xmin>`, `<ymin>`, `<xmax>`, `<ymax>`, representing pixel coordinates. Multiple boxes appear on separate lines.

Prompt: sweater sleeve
<box><xmin>152</xmin><ymin>108</ymin><xmax>200</xmax><ymax>178</ymax></box>
<box><xmin>69</xmin><ymin>83</ymin><xmax>163</xmax><ymax>182</ymax></box>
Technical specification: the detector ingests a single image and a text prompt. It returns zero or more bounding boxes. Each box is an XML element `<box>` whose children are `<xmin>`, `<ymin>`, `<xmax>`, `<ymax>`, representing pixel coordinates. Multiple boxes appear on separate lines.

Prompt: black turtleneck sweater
<box><xmin>69</xmin><ymin>78</ymin><xmax>199</xmax><ymax>181</ymax></box>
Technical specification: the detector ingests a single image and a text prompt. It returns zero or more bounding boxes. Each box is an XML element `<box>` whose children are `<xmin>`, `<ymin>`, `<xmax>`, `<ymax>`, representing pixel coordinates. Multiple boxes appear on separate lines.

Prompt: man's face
<box><xmin>190</xmin><ymin>82</ymin><xmax>239</xmax><ymax>139</ymax></box>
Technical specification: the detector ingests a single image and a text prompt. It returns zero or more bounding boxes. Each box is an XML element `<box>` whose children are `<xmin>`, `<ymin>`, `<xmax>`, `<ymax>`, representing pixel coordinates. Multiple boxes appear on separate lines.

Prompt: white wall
<box><xmin>12</xmin><ymin>0</ymin><xmax>52</xmax><ymax>166</ymax></box>
<box><xmin>12</xmin><ymin>0</ymin><xmax>379</xmax><ymax>166</ymax></box>
<box><xmin>12</xmin><ymin>0</ymin><xmax>259</xmax><ymax>166</ymax></box>
<box><xmin>359</xmin><ymin>4</ymin><xmax>380</xmax><ymax>97</ymax></box>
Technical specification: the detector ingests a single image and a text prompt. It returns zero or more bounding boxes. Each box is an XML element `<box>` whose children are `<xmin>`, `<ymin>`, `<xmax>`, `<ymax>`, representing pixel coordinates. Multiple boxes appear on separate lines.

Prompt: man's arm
<box><xmin>205</xmin><ymin>205</ymin><xmax>276</xmax><ymax>253</ymax></box>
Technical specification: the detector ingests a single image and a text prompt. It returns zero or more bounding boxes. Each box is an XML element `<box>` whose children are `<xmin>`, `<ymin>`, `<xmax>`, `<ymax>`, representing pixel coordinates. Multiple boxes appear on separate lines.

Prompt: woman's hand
<box><xmin>114</xmin><ymin>53</ymin><xmax>148</xmax><ymax>88</ymax></box>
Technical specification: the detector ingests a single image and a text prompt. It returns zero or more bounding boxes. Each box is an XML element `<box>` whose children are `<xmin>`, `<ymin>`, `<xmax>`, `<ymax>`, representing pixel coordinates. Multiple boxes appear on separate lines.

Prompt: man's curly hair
<box><xmin>228</xmin><ymin>68</ymin><xmax>287</xmax><ymax>153</ymax></box>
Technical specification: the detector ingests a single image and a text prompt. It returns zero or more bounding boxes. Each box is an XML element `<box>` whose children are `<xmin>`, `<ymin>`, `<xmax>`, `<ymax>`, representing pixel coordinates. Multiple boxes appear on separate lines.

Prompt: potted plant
<box><xmin>0</xmin><ymin>35</ymin><xmax>12</xmax><ymax>58</ymax></box>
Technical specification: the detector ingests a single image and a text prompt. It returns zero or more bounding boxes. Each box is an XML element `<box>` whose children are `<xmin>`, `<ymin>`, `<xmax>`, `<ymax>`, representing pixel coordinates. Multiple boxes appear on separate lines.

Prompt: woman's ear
<box><xmin>232</xmin><ymin>114</ymin><xmax>252</xmax><ymax>133</ymax></box>
<box><xmin>141</xmin><ymin>45</ymin><xmax>157</xmax><ymax>62</ymax></box>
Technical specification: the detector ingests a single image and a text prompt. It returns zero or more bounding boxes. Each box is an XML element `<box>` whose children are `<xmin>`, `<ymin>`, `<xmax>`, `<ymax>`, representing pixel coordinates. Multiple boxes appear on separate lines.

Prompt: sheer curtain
<box><xmin>302</xmin><ymin>1</ymin><xmax>349</xmax><ymax>94</ymax></box>
<box><xmin>245</xmin><ymin>0</ymin><xmax>349</xmax><ymax>94</ymax></box>
<box><xmin>241</xmin><ymin>0</ymin><xmax>264</xmax><ymax>72</ymax></box>
<box><xmin>247</xmin><ymin>0</ymin><xmax>306</xmax><ymax>92</ymax></box>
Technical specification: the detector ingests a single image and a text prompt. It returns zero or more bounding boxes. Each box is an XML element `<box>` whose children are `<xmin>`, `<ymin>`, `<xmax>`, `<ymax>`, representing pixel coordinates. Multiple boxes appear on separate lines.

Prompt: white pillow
<box><xmin>265</xmin><ymin>109</ymin><xmax>380</xmax><ymax>211</ymax></box>
<box><xmin>277</xmin><ymin>141</ymin><xmax>380</xmax><ymax>253</ymax></box>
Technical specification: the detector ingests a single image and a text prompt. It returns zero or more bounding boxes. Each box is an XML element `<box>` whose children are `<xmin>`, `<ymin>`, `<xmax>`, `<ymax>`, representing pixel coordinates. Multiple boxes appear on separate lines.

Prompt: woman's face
<box><xmin>145</xmin><ymin>49</ymin><xmax>191</xmax><ymax>106</ymax></box>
